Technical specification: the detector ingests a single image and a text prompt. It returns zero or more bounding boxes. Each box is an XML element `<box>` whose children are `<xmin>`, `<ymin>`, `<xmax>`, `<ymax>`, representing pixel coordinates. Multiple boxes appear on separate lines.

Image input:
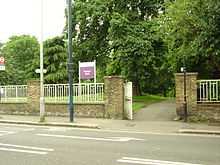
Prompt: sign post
<box><xmin>0</xmin><ymin>56</ymin><xmax>5</xmax><ymax>103</ymax></box>
<box><xmin>79</xmin><ymin>60</ymin><xmax>96</xmax><ymax>83</ymax></box>
<box><xmin>0</xmin><ymin>57</ymin><xmax>5</xmax><ymax>71</ymax></box>
<box><xmin>79</xmin><ymin>60</ymin><xmax>96</xmax><ymax>101</ymax></box>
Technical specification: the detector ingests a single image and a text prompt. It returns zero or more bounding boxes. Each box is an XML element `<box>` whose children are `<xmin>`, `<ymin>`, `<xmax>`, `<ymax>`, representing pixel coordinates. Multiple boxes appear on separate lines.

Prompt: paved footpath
<box><xmin>134</xmin><ymin>100</ymin><xmax>176</xmax><ymax>121</ymax></box>
<box><xmin>0</xmin><ymin>114</ymin><xmax>220</xmax><ymax>135</ymax></box>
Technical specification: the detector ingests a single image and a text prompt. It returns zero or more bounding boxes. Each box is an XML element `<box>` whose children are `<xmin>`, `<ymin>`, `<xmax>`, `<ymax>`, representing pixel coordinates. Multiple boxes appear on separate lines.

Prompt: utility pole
<box><xmin>183</xmin><ymin>0</ymin><xmax>187</xmax><ymax>123</ymax></box>
<box><xmin>181</xmin><ymin>63</ymin><xmax>187</xmax><ymax>122</ymax></box>
<box><xmin>67</xmin><ymin>0</ymin><xmax>74</xmax><ymax>122</ymax></box>
<box><xmin>183</xmin><ymin>67</ymin><xmax>187</xmax><ymax>122</ymax></box>
<box><xmin>39</xmin><ymin>0</ymin><xmax>45</xmax><ymax>122</ymax></box>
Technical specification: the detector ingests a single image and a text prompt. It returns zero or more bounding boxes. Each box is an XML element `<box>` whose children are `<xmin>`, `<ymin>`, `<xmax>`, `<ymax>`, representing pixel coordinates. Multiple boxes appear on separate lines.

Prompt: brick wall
<box><xmin>0</xmin><ymin>103</ymin><xmax>105</xmax><ymax>118</ymax></box>
<box><xmin>197</xmin><ymin>103</ymin><xmax>220</xmax><ymax>122</ymax></box>
<box><xmin>104</xmin><ymin>76</ymin><xmax>124</xmax><ymax>119</ymax></box>
<box><xmin>27</xmin><ymin>80</ymin><xmax>40</xmax><ymax>113</ymax></box>
<box><xmin>46</xmin><ymin>103</ymin><xmax>105</xmax><ymax>118</ymax></box>
<box><xmin>175</xmin><ymin>73</ymin><xmax>198</xmax><ymax>117</ymax></box>
<box><xmin>175</xmin><ymin>72</ymin><xmax>220</xmax><ymax>122</ymax></box>
<box><xmin>0</xmin><ymin>76</ymin><xmax>125</xmax><ymax>119</ymax></box>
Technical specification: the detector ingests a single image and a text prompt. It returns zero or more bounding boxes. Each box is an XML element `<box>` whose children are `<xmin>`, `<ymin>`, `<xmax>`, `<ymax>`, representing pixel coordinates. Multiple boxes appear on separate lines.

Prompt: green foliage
<box><xmin>133</xmin><ymin>102</ymin><xmax>146</xmax><ymax>112</ymax></box>
<box><xmin>44</xmin><ymin>36</ymin><xmax>67</xmax><ymax>83</ymax></box>
<box><xmin>161</xmin><ymin>0</ymin><xmax>220</xmax><ymax>79</ymax></box>
<box><xmin>29</xmin><ymin>36</ymin><xmax>68</xmax><ymax>84</ymax></box>
<box><xmin>0</xmin><ymin>42</ymin><xmax>3</xmax><ymax>48</ymax></box>
<box><xmin>71</xmin><ymin>0</ymin><xmax>168</xmax><ymax>92</ymax></box>
<box><xmin>106</xmin><ymin>1</ymin><xmax>167</xmax><ymax>95</ymax></box>
<box><xmin>133</xmin><ymin>94</ymin><xmax>167</xmax><ymax>103</ymax></box>
<box><xmin>0</xmin><ymin>35</ymin><xmax>39</xmax><ymax>84</ymax></box>
<box><xmin>70</xmin><ymin>0</ymin><xmax>111</xmax><ymax>82</ymax></box>
<box><xmin>2</xmin><ymin>0</ymin><xmax>219</xmax><ymax>98</ymax></box>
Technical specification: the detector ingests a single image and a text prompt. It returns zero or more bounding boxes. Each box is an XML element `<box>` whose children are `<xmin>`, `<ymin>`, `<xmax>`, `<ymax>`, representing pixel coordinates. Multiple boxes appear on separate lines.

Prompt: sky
<box><xmin>0</xmin><ymin>0</ymin><xmax>66</xmax><ymax>43</ymax></box>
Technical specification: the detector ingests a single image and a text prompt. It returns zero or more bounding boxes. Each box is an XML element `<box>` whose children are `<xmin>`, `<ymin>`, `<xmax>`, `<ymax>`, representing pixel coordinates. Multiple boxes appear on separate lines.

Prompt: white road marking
<box><xmin>117</xmin><ymin>157</ymin><xmax>202</xmax><ymax>165</ymax></box>
<box><xmin>0</xmin><ymin>147</ymin><xmax>47</xmax><ymax>155</ymax></box>
<box><xmin>46</xmin><ymin>127</ymin><xmax>73</xmax><ymax>132</ymax></box>
<box><xmin>0</xmin><ymin>143</ymin><xmax>54</xmax><ymax>151</ymax></box>
<box><xmin>109</xmin><ymin>137</ymin><xmax>145</xmax><ymax>141</ymax></box>
<box><xmin>37</xmin><ymin>133</ymin><xmax>145</xmax><ymax>142</ymax></box>
<box><xmin>0</xmin><ymin>130</ymin><xmax>16</xmax><ymax>136</ymax></box>
<box><xmin>0</xmin><ymin>143</ymin><xmax>54</xmax><ymax>155</ymax></box>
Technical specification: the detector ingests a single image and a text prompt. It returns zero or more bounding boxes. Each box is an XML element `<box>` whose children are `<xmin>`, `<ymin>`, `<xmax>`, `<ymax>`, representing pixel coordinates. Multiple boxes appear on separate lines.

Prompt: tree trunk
<box><xmin>133</xmin><ymin>80</ymin><xmax>142</xmax><ymax>96</ymax></box>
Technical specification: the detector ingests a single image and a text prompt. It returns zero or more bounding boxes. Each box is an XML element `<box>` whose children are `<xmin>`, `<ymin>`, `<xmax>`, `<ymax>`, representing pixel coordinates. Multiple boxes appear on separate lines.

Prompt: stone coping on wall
<box><xmin>104</xmin><ymin>75</ymin><xmax>125</xmax><ymax>79</ymax></box>
<box><xmin>175</xmin><ymin>72</ymin><xmax>198</xmax><ymax>76</ymax></box>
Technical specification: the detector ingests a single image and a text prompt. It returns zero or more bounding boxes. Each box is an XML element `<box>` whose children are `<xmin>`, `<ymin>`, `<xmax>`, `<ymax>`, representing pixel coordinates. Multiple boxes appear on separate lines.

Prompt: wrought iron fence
<box><xmin>0</xmin><ymin>83</ymin><xmax>104</xmax><ymax>103</ymax></box>
<box><xmin>0</xmin><ymin>85</ymin><xmax>27</xmax><ymax>103</ymax></box>
<box><xmin>44</xmin><ymin>83</ymin><xmax>104</xmax><ymax>103</ymax></box>
<box><xmin>197</xmin><ymin>79</ymin><xmax>220</xmax><ymax>102</ymax></box>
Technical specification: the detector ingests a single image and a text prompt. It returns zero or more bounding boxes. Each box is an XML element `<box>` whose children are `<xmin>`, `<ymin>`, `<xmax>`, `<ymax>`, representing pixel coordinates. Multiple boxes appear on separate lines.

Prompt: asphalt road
<box><xmin>0</xmin><ymin>123</ymin><xmax>219</xmax><ymax>165</ymax></box>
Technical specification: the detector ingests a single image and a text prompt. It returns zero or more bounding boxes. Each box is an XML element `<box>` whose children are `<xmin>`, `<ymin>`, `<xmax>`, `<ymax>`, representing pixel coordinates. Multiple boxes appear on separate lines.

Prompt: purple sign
<box><xmin>80</xmin><ymin>66</ymin><xmax>94</xmax><ymax>80</ymax></box>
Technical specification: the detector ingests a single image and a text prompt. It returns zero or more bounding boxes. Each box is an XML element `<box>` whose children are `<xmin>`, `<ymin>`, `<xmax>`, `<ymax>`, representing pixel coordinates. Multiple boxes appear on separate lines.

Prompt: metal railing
<box><xmin>0</xmin><ymin>85</ymin><xmax>27</xmax><ymax>103</ymax></box>
<box><xmin>0</xmin><ymin>83</ymin><xmax>104</xmax><ymax>103</ymax></box>
<box><xmin>44</xmin><ymin>83</ymin><xmax>104</xmax><ymax>103</ymax></box>
<box><xmin>197</xmin><ymin>79</ymin><xmax>220</xmax><ymax>102</ymax></box>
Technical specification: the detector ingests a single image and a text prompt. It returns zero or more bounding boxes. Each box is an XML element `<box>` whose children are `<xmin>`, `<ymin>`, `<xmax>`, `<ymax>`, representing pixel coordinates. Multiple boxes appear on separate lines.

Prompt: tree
<box><xmin>0</xmin><ymin>42</ymin><xmax>3</xmax><ymax>48</ymax></box>
<box><xmin>29</xmin><ymin>36</ymin><xmax>68</xmax><ymax>84</ymax></box>
<box><xmin>68</xmin><ymin>0</ymin><xmax>167</xmax><ymax>95</ymax></box>
<box><xmin>161</xmin><ymin>0</ymin><xmax>220</xmax><ymax>79</ymax></box>
<box><xmin>44</xmin><ymin>36</ymin><xmax>68</xmax><ymax>83</ymax></box>
<box><xmin>1</xmin><ymin>35</ymin><xmax>39</xmax><ymax>84</ymax></box>
<box><xmin>106</xmin><ymin>0</ymin><xmax>166</xmax><ymax>95</ymax></box>
<box><xmin>71</xmin><ymin>0</ymin><xmax>111</xmax><ymax>82</ymax></box>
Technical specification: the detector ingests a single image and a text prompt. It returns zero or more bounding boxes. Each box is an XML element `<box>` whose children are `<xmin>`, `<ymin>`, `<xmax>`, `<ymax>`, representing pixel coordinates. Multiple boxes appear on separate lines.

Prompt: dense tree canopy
<box><xmin>162</xmin><ymin>0</ymin><xmax>220</xmax><ymax>79</ymax></box>
<box><xmin>30</xmin><ymin>36</ymin><xmax>68</xmax><ymax>84</ymax></box>
<box><xmin>106</xmin><ymin>1</ymin><xmax>166</xmax><ymax>95</ymax></box>
<box><xmin>71</xmin><ymin>0</ymin><xmax>167</xmax><ymax>95</ymax></box>
<box><xmin>0</xmin><ymin>35</ymin><xmax>39</xmax><ymax>84</ymax></box>
<box><xmin>1</xmin><ymin>0</ymin><xmax>220</xmax><ymax>96</ymax></box>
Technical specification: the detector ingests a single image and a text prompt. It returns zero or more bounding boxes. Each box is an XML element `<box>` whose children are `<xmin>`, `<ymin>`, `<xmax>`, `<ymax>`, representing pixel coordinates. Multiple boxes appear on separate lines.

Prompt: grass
<box><xmin>132</xmin><ymin>94</ymin><xmax>168</xmax><ymax>112</ymax></box>
<box><xmin>132</xmin><ymin>102</ymin><xmax>146</xmax><ymax>112</ymax></box>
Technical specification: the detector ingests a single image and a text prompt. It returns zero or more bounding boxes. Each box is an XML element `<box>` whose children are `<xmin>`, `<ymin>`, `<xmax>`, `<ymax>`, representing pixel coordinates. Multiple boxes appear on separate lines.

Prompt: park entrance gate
<box><xmin>124</xmin><ymin>82</ymin><xmax>133</xmax><ymax>120</ymax></box>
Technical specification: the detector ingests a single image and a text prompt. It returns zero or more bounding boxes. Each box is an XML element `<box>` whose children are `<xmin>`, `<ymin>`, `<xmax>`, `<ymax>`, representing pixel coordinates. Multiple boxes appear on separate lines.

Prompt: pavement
<box><xmin>0</xmin><ymin>100</ymin><xmax>219</xmax><ymax>135</ymax></box>
<box><xmin>0</xmin><ymin>114</ymin><xmax>220</xmax><ymax>135</ymax></box>
<box><xmin>134</xmin><ymin>100</ymin><xmax>176</xmax><ymax>121</ymax></box>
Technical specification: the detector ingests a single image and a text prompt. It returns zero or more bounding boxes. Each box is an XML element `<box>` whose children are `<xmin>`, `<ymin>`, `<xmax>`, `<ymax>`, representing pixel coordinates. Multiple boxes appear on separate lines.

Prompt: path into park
<box><xmin>134</xmin><ymin>100</ymin><xmax>176</xmax><ymax>121</ymax></box>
